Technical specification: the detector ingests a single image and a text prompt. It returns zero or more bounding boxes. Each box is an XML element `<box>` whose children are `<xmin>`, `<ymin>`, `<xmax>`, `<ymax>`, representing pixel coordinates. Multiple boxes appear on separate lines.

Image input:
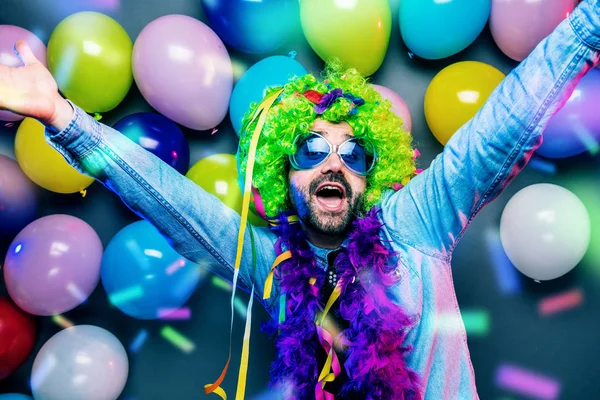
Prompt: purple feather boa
<box><xmin>262</xmin><ymin>207</ymin><xmax>423</xmax><ymax>399</ymax></box>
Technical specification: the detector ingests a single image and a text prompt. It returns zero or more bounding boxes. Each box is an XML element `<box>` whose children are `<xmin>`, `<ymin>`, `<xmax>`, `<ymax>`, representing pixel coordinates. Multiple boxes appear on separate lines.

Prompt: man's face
<box><xmin>288</xmin><ymin>119</ymin><xmax>367</xmax><ymax>235</ymax></box>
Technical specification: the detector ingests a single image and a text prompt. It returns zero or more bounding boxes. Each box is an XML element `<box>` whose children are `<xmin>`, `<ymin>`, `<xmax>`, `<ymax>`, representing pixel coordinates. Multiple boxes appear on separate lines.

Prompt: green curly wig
<box><xmin>236</xmin><ymin>61</ymin><xmax>418</xmax><ymax>219</ymax></box>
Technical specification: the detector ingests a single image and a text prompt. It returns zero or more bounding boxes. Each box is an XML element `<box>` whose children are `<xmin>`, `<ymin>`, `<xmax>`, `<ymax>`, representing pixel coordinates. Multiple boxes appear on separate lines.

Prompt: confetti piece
<box><xmin>109</xmin><ymin>285</ymin><xmax>143</xmax><ymax>305</ymax></box>
<box><xmin>211</xmin><ymin>128</ymin><xmax>218</xmax><ymax>135</ymax></box>
<box><xmin>52</xmin><ymin>314</ymin><xmax>73</xmax><ymax>329</ymax></box>
<box><xmin>496</xmin><ymin>364</ymin><xmax>560</xmax><ymax>400</ymax></box>
<box><xmin>158</xmin><ymin>307</ymin><xmax>191</xmax><ymax>320</ymax></box>
<box><xmin>4</xmin><ymin>122</ymin><xmax>14</xmax><ymax>127</ymax></box>
<box><xmin>485</xmin><ymin>229</ymin><xmax>521</xmax><ymax>295</ymax></box>
<box><xmin>461</xmin><ymin>310</ymin><xmax>490</xmax><ymax>336</ymax></box>
<box><xmin>66</xmin><ymin>282</ymin><xmax>87</xmax><ymax>303</ymax></box>
<box><xmin>234</xmin><ymin>298</ymin><xmax>247</xmax><ymax>318</ymax></box>
<box><xmin>160</xmin><ymin>326</ymin><xmax>195</xmax><ymax>353</ymax></box>
<box><xmin>538</xmin><ymin>288</ymin><xmax>583</xmax><ymax>316</ymax></box>
<box><xmin>212</xmin><ymin>275</ymin><xmax>232</xmax><ymax>291</ymax></box>
<box><xmin>166</xmin><ymin>258</ymin><xmax>186</xmax><ymax>275</ymax></box>
<box><xmin>129</xmin><ymin>329</ymin><xmax>149</xmax><ymax>353</ymax></box>
<box><xmin>528</xmin><ymin>156</ymin><xmax>557</xmax><ymax>175</ymax></box>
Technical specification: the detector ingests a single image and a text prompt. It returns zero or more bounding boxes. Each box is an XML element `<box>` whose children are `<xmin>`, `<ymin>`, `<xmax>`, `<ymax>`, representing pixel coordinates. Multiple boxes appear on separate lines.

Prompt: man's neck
<box><xmin>301</xmin><ymin>223</ymin><xmax>347</xmax><ymax>250</ymax></box>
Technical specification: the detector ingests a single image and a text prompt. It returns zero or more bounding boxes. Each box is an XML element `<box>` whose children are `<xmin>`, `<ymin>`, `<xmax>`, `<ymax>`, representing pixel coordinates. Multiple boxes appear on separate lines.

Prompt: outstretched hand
<box><xmin>0</xmin><ymin>40</ymin><xmax>67</xmax><ymax>126</ymax></box>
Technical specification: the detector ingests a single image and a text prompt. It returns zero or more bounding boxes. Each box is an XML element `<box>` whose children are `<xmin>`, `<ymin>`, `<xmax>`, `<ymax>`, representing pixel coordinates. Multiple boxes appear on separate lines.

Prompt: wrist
<box><xmin>48</xmin><ymin>96</ymin><xmax>74</xmax><ymax>132</ymax></box>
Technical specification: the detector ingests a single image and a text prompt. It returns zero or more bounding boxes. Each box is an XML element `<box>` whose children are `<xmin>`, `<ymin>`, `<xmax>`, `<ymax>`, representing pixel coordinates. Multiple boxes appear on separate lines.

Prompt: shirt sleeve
<box><xmin>44</xmin><ymin>100</ymin><xmax>279</xmax><ymax>308</ymax></box>
<box><xmin>382</xmin><ymin>1</ymin><xmax>600</xmax><ymax>261</ymax></box>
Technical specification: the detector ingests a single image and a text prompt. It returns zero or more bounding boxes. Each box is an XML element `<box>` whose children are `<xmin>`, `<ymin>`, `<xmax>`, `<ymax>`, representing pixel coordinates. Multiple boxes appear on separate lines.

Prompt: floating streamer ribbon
<box><xmin>205</xmin><ymin>88</ymin><xmax>285</xmax><ymax>400</ymax></box>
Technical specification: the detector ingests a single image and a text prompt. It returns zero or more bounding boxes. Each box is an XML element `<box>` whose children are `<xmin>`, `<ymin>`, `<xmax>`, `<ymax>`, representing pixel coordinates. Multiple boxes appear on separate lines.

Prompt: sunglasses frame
<box><xmin>289</xmin><ymin>131</ymin><xmax>378</xmax><ymax>176</ymax></box>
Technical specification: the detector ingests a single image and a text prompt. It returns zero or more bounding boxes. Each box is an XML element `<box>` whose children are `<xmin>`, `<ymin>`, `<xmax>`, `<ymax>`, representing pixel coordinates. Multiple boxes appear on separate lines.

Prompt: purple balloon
<box><xmin>0</xmin><ymin>25</ymin><xmax>47</xmax><ymax>122</ymax></box>
<box><xmin>490</xmin><ymin>0</ymin><xmax>577</xmax><ymax>62</ymax></box>
<box><xmin>0</xmin><ymin>155</ymin><xmax>38</xmax><ymax>237</ymax></box>
<box><xmin>3</xmin><ymin>214</ymin><xmax>103</xmax><ymax>316</ymax></box>
<box><xmin>536</xmin><ymin>68</ymin><xmax>600</xmax><ymax>159</ymax></box>
<box><xmin>132</xmin><ymin>15</ymin><xmax>233</xmax><ymax>131</ymax></box>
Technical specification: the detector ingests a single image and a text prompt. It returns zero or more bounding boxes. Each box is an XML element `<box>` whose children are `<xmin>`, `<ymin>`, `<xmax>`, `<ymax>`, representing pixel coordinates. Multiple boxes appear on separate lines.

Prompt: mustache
<box><xmin>309</xmin><ymin>173</ymin><xmax>353</xmax><ymax>199</ymax></box>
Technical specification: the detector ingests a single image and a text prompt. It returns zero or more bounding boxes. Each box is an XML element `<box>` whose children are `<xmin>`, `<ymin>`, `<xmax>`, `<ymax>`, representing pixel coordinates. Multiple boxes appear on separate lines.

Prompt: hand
<box><xmin>0</xmin><ymin>40</ymin><xmax>72</xmax><ymax>128</ymax></box>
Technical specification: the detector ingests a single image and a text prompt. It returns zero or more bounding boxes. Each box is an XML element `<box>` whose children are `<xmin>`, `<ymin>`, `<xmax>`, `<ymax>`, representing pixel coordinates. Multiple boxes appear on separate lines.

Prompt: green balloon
<box><xmin>47</xmin><ymin>11</ymin><xmax>133</xmax><ymax>113</ymax></box>
<box><xmin>186</xmin><ymin>154</ymin><xmax>267</xmax><ymax>227</ymax></box>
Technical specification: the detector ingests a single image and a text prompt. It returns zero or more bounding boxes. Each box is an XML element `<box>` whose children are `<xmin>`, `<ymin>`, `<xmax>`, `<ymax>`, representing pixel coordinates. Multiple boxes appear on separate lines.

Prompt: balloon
<box><xmin>101</xmin><ymin>220</ymin><xmax>203</xmax><ymax>319</ymax></box>
<box><xmin>371</xmin><ymin>84</ymin><xmax>412</xmax><ymax>132</ymax></box>
<box><xmin>0</xmin><ymin>297</ymin><xmax>36</xmax><ymax>381</ymax></box>
<box><xmin>47</xmin><ymin>12</ymin><xmax>133</xmax><ymax>113</ymax></box>
<box><xmin>500</xmin><ymin>183</ymin><xmax>590</xmax><ymax>281</ymax></box>
<box><xmin>0</xmin><ymin>154</ymin><xmax>39</xmax><ymax>236</ymax></box>
<box><xmin>300</xmin><ymin>0</ymin><xmax>391</xmax><ymax>76</ymax></box>
<box><xmin>133</xmin><ymin>15</ymin><xmax>233</xmax><ymax>130</ymax></box>
<box><xmin>0</xmin><ymin>395</ymin><xmax>32</xmax><ymax>400</ymax></box>
<box><xmin>200</xmin><ymin>0</ymin><xmax>300</xmax><ymax>54</ymax></box>
<box><xmin>230</xmin><ymin>56</ymin><xmax>307</xmax><ymax>135</ymax></box>
<box><xmin>187</xmin><ymin>154</ymin><xmax>266</xmax><ymax>226</ymax></box>
<box><xmin>3</xmin><ymin>214</ymin><xmax>103</xmax><ymax>316</ymax></box>
<box><xmin>399</xmin><ymin>0</ymin><xmax>491</xmax><ymax>60</ymax></box>
<box><xmin>424</xmin><ymin>61</ymin><xmax>505</xmax><ymax>145</ymax></box>
<box><xmin>535</xmin><ymin>68</ymin><xmax>600</xmax><ymax>159</ymax></box>
<box><xmin>490</xmin><ymin>0</ymin><xmax>576</xmax><ymax>62</ymax></box>
<box><xmin>0</xmin><ymin>25</ymin><xmax>47</xmax><ymax>122</ymax></box>
<box><xmin>112</xmin><ymin>113</ymin><xmax>190</xmax><ymax>174</ymax></box>
<box><xmin>31</xmin><ymin>325</ymin><xmax>128</xmax><ymax>400</ymax></box>
<box><xmin>14</xmin><ymin>118</ymin><xmax>94</xmax><ymax>194</ymax></box>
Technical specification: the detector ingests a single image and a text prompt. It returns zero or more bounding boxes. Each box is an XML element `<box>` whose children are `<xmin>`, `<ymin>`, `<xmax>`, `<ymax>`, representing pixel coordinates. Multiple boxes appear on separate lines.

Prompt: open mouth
<box><xmin>314</xmin><ymin>182</ymin><xmax>347</xmax><ymax>212</ymax></box>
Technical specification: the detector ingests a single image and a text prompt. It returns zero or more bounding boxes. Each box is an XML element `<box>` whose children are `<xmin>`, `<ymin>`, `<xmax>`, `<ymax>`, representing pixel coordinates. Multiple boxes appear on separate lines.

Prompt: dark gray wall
<box><xmin>1</xmin><ymin>1</ymin><xmax>600</xmax><ymax>399</ymax></box>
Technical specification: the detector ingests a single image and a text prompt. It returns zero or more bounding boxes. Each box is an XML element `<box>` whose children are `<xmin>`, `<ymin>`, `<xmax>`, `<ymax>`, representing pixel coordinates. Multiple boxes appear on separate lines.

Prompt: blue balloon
<box><xmin>0</xmin><ymin>395</ymin><xmax>33</xmax><ymax>400</ymax></box>
<box><xmin>399</xmin><ymin>0</ymin><xmax>491</xmax><ymax>60</ymax></box>
<box><xmin>200</xmin><ymin>0</ymin><xmax>300</xmax><ymax>54</ymax></box>
<box><xmin>536</xmin><ymin>68</ymin><xmax>600</xmax><ymax>159</ymax></box>
<box><xmin>113</xmin><ymin>113</ymin><xmax>190</xmax><ymax>174</ymax></box>
<box><xmin>101</xmin><ymin>220</ymin><xmax>204</xmax><ymax>319</ymax></box>
<box><xmin>230</xmin><ymin>55</ymin><xmax>307</xmax><ymax>135</ymax></box>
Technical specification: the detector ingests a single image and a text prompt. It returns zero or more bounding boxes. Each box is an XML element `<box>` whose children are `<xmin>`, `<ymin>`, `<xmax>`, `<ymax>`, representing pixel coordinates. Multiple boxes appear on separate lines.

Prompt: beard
<box><xmin>289</xmin><ymin>173</ymin><xmax>364</xmax><ymax>236</ymax></box>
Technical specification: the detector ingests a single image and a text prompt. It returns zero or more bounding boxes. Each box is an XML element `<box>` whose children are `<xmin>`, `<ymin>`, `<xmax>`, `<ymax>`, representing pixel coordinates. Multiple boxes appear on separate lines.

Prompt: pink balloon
<box><xmin>132</xmin><ymin>15</ymin><xmax>233</xmax><ymax>131</ymax></box>
<box><xmin>3</xmin><ymin>214</ymin><xmax>103</xmax><ymax>316</ymax></box>
<box><xmin>371</xmin><ymin>84</ymin><xmax>412</xmax><ymax>132</ymax></box>
<box><xmin>0</xmin><ymin>154</ymin><xmax>39</xmax><ymax>236</ymax></box>
<box><xmin>490</xmin><ymin>0</ymin><xmax>577</xmax><ymax>62</ymax></box>
<box><xmin>0</xmin><ymin>25</ymin><xmax>47</xmax><ymax>122</ymax></box>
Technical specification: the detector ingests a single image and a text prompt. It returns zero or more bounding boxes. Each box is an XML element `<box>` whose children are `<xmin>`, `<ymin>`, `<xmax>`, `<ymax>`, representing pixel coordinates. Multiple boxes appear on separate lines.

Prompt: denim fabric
<box><xmin>45</xmin><ymin>2</ymin><xmax>599</xmax><ymax>398</ymax></box>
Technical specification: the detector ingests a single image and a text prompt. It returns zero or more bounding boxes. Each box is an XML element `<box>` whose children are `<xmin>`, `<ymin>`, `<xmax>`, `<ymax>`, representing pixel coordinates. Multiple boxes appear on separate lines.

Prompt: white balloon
<box><xmin>31</xmin><ymin>325</ymin><xmax>128</xmax><ymax>400</ymax></box>
<box><xmin>500</xmin><ymin>183</ymin><xmax>590</xmax><ymax>281</ymax></box>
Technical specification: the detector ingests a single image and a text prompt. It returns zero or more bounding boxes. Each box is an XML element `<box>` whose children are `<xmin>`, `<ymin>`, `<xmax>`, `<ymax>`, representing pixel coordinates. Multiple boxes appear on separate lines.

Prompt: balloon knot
<box><xmin>93</xmin><ymin>113</ymin><xmax>102</xmax><ymax>121</ymax></box>
<box><xmin>80</xmin><ymin>189</ymin><xmax>87</xmax><ymax>197</ymax></box>
<box><xmin>288</xmin><ymin>50</ymin><xmax>297</xmax><ymax>59</ymax></box>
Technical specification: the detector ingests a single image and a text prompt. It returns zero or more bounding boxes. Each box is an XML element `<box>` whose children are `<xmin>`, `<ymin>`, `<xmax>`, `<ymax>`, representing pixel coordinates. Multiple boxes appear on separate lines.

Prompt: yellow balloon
<box><xmin>186</xmin><ymin>154</ymin><xmax>266</xmax><ymax>227</ymax></box>
<box><xmin>14</xmin><ymin>118</ymin><xmax>94</xmax><ymax>194</ymax></box>
<box><xmin>424</xmin><ymin>61</ymin><xmax>505</xmax><ymax>145</ymax></box>
<box><xmin>300</xmin><ymin>0</ymin><xmax>391</xmax><ymax>77</ymax></box>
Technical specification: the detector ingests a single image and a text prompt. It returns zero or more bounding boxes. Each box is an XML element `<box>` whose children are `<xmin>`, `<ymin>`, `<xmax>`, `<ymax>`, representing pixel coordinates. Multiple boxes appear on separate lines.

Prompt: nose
<box><xmin>320</xmin><ymin>152</ymin><xmax>344</xmax><ymax>175</ymax></box>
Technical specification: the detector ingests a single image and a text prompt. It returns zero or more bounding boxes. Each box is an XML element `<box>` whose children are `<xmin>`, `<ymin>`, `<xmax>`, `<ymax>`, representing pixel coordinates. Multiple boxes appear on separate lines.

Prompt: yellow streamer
<box><xmin>205</xmin><ymin>88</ymin><xmax>284</xmax><ymax>400</ymax></box>
<box><xmin>263</xmin><ymin>251</ymin><xmax>292</xmax><ymax>299</ymax></box>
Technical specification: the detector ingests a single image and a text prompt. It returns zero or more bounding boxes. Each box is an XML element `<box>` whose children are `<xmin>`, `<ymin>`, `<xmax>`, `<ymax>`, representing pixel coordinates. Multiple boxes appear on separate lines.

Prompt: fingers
<box><xmin>14</xmin><ymin>40</ymin><xmax>40</xmax><ymax>67</ymax></box>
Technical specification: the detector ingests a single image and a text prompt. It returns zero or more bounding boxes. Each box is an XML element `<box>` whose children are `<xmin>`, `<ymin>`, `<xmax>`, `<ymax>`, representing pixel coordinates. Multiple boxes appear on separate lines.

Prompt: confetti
<box><xmin>166</xmin><ymin>258</ymin><xmax>186</xmax><ymax>275</ymax></box>
<box><xmin>211</xmin><ymin>128</ymin><xmax>218</xmax><ymax>135</ymax></box>
<box><xmin>109</xmin><ymin>285</ymin><xmax>143</xmax><ymax>305</ymax></box>
<box><xmin>538</xmin><ymin>288</ymin><xmax>583</xmax><ymax>316</ymax></box>
<box><xmin>461</xmin><ymin>310</ymin><xmax>490</xmax><ymax>336</ymax></box>
<box><xmin>158</xmin><ymin>307</ymin><xmax>191</xmax><ymax>320</ymax></box>
<box><xmin>234</xmin><ymin>298</ymin><xmax>247</xmax><ymax>318</ymax></box>
<box><xmin>496</xmin><ymin>364</ymin><xmax>560</xmax><ymax>400</ymax></box>
<box><xmin>485</xmin><ymin>229</ymin><xmax>521</xmax><ymax>295</ymax></box>
<box><xmin>160</xmin><ymin>326</ymin><xmax>195</xmax><ymax>353</ymax></box>
<box><xmin>52</xmin><ymin>314</ymin><xmax>73</xmax><ymax>329</ymax></box>
<box><xmin>528</xmin><ymin>156</ymin><xmax>557</xmax><ymax>175</ymax></box>
<box><xmin>212</xmin><ymin>275</ymin><xmax>232</xmax><ymax>291</ymax></box>
<box><xmin>129</xmin><ymin>329</ymin><xmax>149</xmax><ymax>353</ymax></box>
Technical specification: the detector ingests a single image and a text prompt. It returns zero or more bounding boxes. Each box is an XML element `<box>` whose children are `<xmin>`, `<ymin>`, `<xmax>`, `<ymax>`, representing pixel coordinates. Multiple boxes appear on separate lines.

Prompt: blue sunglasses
<box><xmin>289</xmin><ymin>131</ymin><xmax>378</xmax><ymax>176</ymax></box>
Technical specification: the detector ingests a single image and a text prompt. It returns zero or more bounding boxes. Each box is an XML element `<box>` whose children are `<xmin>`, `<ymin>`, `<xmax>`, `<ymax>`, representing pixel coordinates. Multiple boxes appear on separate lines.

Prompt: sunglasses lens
<box><xmin>340</xmin><ymin>138</ymin><xmax>375</xmax><ymax>175</ymax></box>
<box><xmin>293</xmin><ymin>134</ymin><xmax>330</xmax><ymax>169</ymax></box>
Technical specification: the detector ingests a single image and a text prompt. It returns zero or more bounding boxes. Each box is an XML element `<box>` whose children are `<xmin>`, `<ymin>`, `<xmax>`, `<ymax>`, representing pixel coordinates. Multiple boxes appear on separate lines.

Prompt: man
<box><xmin>0</xmin><ymin>1</ymin><xmax>598</xmax><ymax>398</ymax></box>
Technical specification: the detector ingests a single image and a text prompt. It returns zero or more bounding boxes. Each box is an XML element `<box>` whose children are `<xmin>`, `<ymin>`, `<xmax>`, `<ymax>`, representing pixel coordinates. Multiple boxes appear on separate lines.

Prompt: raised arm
<box><xmin>0</xmin><ymin>42</ymin><xmax>278</xmax><ymax>306</ymax></box>
<box><xmin>382</xmin><ymin>0</ymin><xmax>600</xmax><ymax>261</ymax></box>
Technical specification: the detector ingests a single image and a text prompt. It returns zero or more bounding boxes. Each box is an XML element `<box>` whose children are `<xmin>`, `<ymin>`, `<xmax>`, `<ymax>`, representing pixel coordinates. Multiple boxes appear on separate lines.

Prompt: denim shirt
<box><xmin>44</xmin><ymin>3</ymin><xmax>599</xmax><ymax>398</ymax></box>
